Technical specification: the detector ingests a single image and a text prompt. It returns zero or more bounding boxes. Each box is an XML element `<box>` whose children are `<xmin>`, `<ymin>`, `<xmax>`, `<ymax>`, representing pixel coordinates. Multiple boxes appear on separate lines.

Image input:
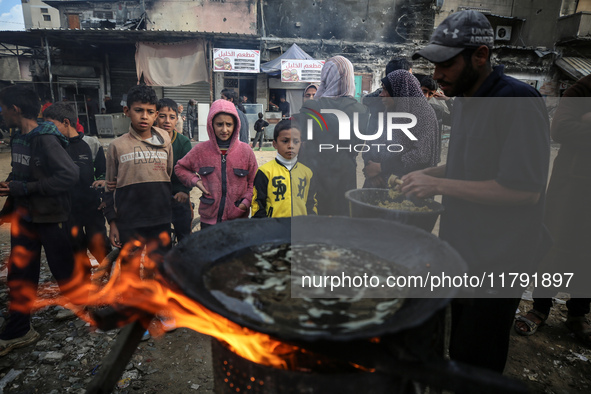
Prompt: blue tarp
<box><xmin>260</xmin><ymin>43</ymin><xmax>315</xmax><ymax>75</ymax></box>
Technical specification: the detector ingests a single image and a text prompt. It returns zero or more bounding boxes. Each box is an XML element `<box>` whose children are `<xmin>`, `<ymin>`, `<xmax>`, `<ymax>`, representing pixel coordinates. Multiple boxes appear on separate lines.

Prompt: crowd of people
<box><xmin>0</xmin><ymin>10</ymin><xmax>588</xmax><ymax>387</ymax></box>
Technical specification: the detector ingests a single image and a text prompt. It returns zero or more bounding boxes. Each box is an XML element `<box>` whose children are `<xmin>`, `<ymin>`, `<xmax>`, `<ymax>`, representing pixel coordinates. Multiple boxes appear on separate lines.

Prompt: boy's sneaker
<box><xmin>141</xmin><ymin>330</ymin><xmax>151</xmax><ymax>341</ymax></box>
<box><xmin>0</xmin><ymin>327</ymin><xmax>40</xmax><ymax>356</ymax></box>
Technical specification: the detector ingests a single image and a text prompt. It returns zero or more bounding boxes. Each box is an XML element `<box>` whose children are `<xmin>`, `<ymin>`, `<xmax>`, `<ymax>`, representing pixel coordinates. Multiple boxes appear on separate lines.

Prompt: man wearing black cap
<box><xmin>400</xmin><ymin>10</ymin><xmax>551</xmax><ymax>373</ymax></box>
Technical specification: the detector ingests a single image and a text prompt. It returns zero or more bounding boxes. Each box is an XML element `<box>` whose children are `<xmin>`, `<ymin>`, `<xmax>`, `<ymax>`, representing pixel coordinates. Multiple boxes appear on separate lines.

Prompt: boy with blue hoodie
<box><xmin>0</xmin><ymin>85</ymin><xmax>79</xmax><ymax>355</ymax></box>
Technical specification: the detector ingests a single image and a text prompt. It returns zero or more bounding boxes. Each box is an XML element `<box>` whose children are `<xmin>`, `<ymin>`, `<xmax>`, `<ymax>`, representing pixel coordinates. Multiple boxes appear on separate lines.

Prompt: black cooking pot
<box><xmin>160</xmin><ymin>216</ymin><xmax>466</xmax><ymax>343</ymax></box>
<box><xmin>345</xmin><ymin>188</ymin><xmax>444</xmax><ymax>232</ymax></box>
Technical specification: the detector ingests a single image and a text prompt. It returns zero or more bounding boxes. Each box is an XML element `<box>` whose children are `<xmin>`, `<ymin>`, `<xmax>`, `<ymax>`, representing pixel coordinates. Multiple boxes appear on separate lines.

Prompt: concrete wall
<box><xmin>256</xmin><ymin>73</ymin><xmax>267</xmax><ymax>109</ymax></box>
<box><xmin>52</xmin><ymin>2</ymin><xmax>143</xmax><ymax>29</ymax></box>
<box><xmin>147</xmin><ymin>0</ymin><xmax>257</xmax><ymax>34</ymax></box>
<box><xmin>0</xmin><ymin>56</ymin><xmax>32</xmax><ymax>81</ymax></box>
<box><xmin>578</xmin><ymin>0</ymin><xmax>591</xmax><ymax>12</ymax></box>
<box><xmin>435</xmin><ymin>0</ymin><xmax>561</xmax><ymax>48</ymax></box>
<box><xmin>435</xmin><ymin>0</ymin><xmax>514</xmax><ymax>25</ymax></box>
<box><xmin>556</xmin><ymin>12</ymin><xmax>591</xmax><ymax>43</ymax></box>
<box><xmin>214</xmin><ymin>72</ymin><xmax>224</xmax><ymax>102</ymax></box>
<box><xmin>261</xmin><ymin>0</ymin><xmax>435</xmax><ymax>92</ymax></box>
<box><xmin>22</xmin><ymin>0</ymin><xmax>60</xmax><ymax>29</ymax></box>
<box><xmin>511</xmin><ymin>0</ymin><xmax>562</xmax><ymax>48</ymax></box>
<box><xmin>263</xmin><ymin>0</ymin><xmax>434</xmax><ymax>43</ymax></box>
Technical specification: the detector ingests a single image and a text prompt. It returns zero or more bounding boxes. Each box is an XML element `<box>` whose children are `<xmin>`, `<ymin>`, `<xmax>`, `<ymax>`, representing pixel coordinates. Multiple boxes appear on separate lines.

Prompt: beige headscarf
<box><xmin>315</xmin><ymin>56</ymin><xmax>355</xmax><ymax>98</ymax></box>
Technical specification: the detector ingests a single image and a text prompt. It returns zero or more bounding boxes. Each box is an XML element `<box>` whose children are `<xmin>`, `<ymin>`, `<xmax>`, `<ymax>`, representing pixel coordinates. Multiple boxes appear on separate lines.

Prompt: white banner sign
<box><xmin>213</xmin><ymin>48</ymin><xmax>260</xmax><ymax>73</ymax></box>
<box><xmin>281</xmin><ymin>59</ymin><xmax>324</xmax><ymax>83</ymax></box>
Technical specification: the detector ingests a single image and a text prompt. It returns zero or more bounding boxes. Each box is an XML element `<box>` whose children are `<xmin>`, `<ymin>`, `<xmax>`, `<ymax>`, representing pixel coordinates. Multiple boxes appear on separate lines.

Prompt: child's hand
<box><xmin>109</xmin><ymin>221</ymin><xmax>122</xmax><ymax>248</ymax></box>
<box><xmin>106</xmin><ymin>178</ymin><xmax>117</xmax><ymax>191</ymax></box>
<box><xmin>92</xmin><ymin>180</ymin><xmax>106</xmax><ymax>189</ymax></box>
<box><xmin>195</xmin><ymin>180</ymin><xmax>210</xmax><ymax>195</ymax></box>
<box><xmin>174</xmin><ymin>192</ymin><xmax>189</xmax><ymax>203</ymax></box>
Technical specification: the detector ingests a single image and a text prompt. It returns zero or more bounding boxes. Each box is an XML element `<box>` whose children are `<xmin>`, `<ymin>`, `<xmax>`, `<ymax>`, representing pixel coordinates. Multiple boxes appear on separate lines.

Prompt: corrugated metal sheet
<box><xmin>487</xmin><ymin>14</ymin><xmax>526</xmax><ymax>21</ymax></box>
<box><xmin>556</xmin><ymin>57</ymin><xmax>591</xmax><ymax>80</ymax></box>
<box><xmin>163</xmin><ymin>82</ymin><xmax>211</xmax><ymax>131</ymax></box>
<box><xmin>0</xmin><ymin>29</ymin><xmax>259</xmax><ymax>48</ymax></box>
<box><xmin>163</xmin><ymin>82</ymin><xmax>211</xmax><ymax>106</ymax></box>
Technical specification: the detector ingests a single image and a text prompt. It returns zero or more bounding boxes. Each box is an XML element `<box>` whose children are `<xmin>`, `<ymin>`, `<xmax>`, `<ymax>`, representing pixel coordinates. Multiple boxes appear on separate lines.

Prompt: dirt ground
<box><xmin>1</xmin><ymin>142</ymin><xmax>591</xmax><ymax>394</ymax></box>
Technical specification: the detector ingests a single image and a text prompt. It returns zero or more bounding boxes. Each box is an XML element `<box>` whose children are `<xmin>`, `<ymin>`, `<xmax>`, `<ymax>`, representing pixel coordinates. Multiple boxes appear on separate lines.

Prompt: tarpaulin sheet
<box><xmin>136</xmin><ymin>40</ymin><xmax>209</xmax><ymax>86</ymax></box>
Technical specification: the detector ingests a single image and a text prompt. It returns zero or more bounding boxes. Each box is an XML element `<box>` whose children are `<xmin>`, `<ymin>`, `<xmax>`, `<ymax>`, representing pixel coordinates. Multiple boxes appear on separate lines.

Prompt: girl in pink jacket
<box><xmin>175</xmin><ymin>100</ymin><xmax>257</xmax><ymax>228</ymax></box>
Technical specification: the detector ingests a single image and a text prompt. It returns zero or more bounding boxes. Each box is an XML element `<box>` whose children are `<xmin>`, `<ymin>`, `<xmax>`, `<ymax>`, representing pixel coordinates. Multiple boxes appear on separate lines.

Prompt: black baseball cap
<box><xmin>412</xmin><ymin>10</ymin><xmax>494</xmax><ymax>63</ymax></box>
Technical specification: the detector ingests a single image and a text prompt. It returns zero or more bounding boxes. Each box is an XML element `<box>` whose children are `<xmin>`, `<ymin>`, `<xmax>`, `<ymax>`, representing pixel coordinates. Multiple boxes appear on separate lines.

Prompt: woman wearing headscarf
<box><xmin>314</xmin><ymin>56</ymin><xmax>356</xmax><ymax>99</ymax></box>
<box><xmin>363</xmin><ymin>70</ymin><xmax>439</xmax><ymax>185</ymax></box>
<box><xmin>296</xmin><ymin>56</ymin><xmax>370</xmax><ymax>216</ymax></box>
<box><xmin>303</xmin><ymin>83</ymin><xmax>318</xmax><ymax>102</ymax></box>
<box><xmin>361</xmin><ymin>88</ymin><xmax>387</xmax><ymax>188</ymax></box>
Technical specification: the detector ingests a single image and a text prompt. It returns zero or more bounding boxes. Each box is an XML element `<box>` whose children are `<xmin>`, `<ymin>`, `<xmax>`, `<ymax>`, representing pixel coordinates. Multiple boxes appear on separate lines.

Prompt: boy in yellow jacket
<box><xmin>252</xmin><ymin>119</ymin><xmax>317</xmax><ymax>217</ymax></box>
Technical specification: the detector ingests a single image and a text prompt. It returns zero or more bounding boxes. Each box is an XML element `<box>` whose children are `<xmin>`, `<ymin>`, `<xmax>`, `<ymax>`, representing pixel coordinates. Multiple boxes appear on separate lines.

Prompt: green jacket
<box><xmin>171</xmin><ymin>130</ymin><xmax>193</xmax><ymax>195</ymax></box>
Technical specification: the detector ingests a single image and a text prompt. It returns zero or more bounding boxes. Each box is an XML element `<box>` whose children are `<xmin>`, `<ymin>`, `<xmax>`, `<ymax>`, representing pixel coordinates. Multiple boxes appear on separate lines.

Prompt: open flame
<box><xmin>4</xmin><ymin>227</ymin><xmax>298</xmax><ymax>369</ymax></box>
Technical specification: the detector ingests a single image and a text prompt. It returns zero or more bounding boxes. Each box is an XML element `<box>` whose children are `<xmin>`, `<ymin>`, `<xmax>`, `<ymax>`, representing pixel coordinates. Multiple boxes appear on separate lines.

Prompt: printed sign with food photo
<box><xmin>281</xmin><ymin>69</ymin><xmax>292</xmax><ymax>81</ymax></box>
<box><xmin>213</xmin><ymin>48</ymin><xmax>260</xmax><ymax>73</ymax></box>
<box><xmin>281</xmin><ymin>59</ymin><xmax>324</xmax><ymax>83</ymax></box>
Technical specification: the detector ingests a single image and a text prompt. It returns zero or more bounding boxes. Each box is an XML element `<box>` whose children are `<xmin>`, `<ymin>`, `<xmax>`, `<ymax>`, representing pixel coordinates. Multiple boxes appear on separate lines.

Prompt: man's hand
<box><xmin>174</xmin><ymin>192</ymin><xmax>189</xmax><ymax>203</ymax></box>
<box><xmin>433</xmin><ymin>91</ymin><xmax>450</xmax><ymax>100</ymax></box>
<box><xmin>400</xmin><ymin>170</ymin><xmax>441</xmax><ymax>199</ymax></box>
<box><xmin>402</xmin><ymin>168</ymin><xmax>540</xmax><ymax>206</ymax></box>
<box><xmin>109</xmin><ymin>221</ymin><xmax>122</xmax><ymax>248</ymax></box>
<box><xmin>363</xmin><ymin>161</ymin><xmax>382</xmax><ymax>178</ymax></box>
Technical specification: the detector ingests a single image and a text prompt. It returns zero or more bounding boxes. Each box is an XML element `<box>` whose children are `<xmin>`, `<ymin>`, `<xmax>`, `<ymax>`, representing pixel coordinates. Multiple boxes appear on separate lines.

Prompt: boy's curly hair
<box><xmin>126</xmin><ymin>85</ymin><xmax>158</xmax><ymax>107</ymax></box>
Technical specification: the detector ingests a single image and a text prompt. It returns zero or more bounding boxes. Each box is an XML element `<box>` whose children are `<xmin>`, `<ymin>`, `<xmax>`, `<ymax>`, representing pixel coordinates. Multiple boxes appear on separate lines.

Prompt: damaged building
<box><xmin>0</xmin><ymin>0</ymin><xmax>588</xmax><ymax>134</ymax></box>
<box><xmin>0</xmin><ymin>0</ymin><xmax>435</xmax><ymax>125</ymax></box>
<box><xmin>434</xmin><ymin>0</ymin><xmax>591</xmax><ymax>95</ymax></box>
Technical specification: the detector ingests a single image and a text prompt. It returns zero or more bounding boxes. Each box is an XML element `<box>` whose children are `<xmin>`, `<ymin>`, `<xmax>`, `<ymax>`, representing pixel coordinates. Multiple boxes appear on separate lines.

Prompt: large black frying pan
<box><xmin>160</xmin><ymin>216</ymin><xmax>467</xmax><ymax>343</ymax></box>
